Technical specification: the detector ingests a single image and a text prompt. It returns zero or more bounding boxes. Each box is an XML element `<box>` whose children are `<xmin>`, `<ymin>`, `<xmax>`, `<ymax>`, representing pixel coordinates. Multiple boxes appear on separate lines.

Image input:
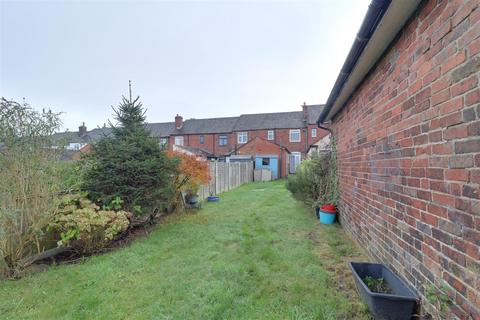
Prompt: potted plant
<box><xmin>349</xmin><ymin>262</ymin><xmax>418</xmax><ymax>320</ymax></box>
<box><xmin>319</xmin><ymin>204</ymin><xmax>337</xmax><ymax>224</ymax></box>
<box><xmin>310</xmin><ymin>142</ymin><xmax>339</xmax><ymax>224</ymax></box>
<box><xmin>313</xmin><ymin>198</ymin><xmax>337</xmax><ymax>224</ymax></box>
<box><xmin>185</xmin><ymin>189</ymin><xmax>199</xmax><ymax>205</ymax></box>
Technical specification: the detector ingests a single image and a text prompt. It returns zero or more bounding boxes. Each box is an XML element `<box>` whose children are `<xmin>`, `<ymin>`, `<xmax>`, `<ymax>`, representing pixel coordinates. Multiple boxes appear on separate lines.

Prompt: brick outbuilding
<box><xmin>318</xmin><ymin>0</ymin><xmax>480</xmax><ymax>318</ymax></box>
<box><xmin>232</xmin><ymin>136</ymin><xmax>291</xmax><ymax>179</ymax></box>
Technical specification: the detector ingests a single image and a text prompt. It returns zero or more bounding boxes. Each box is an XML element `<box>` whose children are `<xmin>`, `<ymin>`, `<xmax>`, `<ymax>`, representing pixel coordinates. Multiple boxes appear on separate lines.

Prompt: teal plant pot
<box><xmin>319</xmin><ymin>210</ymin><xmax>336</xmax><ymax>224</ymax></box>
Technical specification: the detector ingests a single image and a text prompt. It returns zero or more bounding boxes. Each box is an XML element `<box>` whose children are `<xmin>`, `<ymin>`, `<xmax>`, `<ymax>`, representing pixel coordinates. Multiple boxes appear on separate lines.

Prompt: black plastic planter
<box><xmin>349</xmin><ymin>262</ymin><xmax>418</xmax><ymax>320</ymax></box>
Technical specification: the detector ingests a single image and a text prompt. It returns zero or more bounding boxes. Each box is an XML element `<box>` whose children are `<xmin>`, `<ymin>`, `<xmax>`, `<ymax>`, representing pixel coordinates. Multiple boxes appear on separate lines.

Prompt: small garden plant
<box><xmin>48</xmin><ymin>193</ymin><xmax>131</xmax><ymax>253</ymax></box>
<box><xmin>363</xmin><ymin>276</ymin><xmax>392</xmax><ymax>294</ymax></box>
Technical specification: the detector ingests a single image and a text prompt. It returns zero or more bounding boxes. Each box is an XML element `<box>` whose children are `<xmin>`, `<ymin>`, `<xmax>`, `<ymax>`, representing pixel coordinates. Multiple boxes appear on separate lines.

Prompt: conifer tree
<box><xmin>83</xmin><ymin>96</ymin><xmax>178</xmax><ymax>216</ymax></box>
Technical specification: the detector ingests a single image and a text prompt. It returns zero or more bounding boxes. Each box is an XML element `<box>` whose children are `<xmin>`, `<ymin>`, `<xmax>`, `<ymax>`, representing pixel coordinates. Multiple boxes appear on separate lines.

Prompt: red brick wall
<box><xmin>168</xmin><ymin>133</ymin><xmax>235</xmax><ymax>156</ymax></box>
<box><xmin>213</xmin><ymin>133</ymin><xmax>236</xmax><ymax>156</ymax></box>
<box><xmin>234</xmin><ymin>127</ymin><xmax>328</xmax><ymax>158</ymax></box>
<box><xmin>332</xmin><ymin>1</ymin><xmax>480</xmax><ymax>318</ymax></box>
<box><xmin>169</xmin><ymin>127</ymin><xmax>328</xmax><ymax>158</ymax></box>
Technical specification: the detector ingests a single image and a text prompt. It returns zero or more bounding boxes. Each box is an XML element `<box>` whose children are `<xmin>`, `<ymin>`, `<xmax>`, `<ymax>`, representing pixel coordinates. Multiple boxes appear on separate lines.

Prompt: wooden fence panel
<box><xmin>198</xmin><ymin>161</ymin><xmax>253</xmax><ymax>199</ymax></box>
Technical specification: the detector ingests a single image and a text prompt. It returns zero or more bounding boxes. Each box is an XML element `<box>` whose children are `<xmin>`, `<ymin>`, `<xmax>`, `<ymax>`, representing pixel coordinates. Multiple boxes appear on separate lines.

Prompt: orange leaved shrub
<box><xmin>167</xmin><ymin>151</ymin><xmax>210</xmax><ymax>210</ymax></box>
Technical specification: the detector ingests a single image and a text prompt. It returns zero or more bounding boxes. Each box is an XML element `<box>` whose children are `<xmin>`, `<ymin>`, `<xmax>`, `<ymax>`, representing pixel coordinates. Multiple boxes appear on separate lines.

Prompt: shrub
<box><xmin>48</xmin><ymin>193</ymin><xmax>130</xmax><ymax>253</ymax></box>
<box><xmin>168</xmin><ymin>151</ymin><xmax>210</xmax><ymax>193</ymax></box>
<box><xmin>82</xmin><ymin>96</ymin><xmax>179</xmax><ymax>216</ymax></box>
<box><xmin>57</xmin><ymin>160</ymin><xmax>88</xmax><ymax>193</ymax></box>
<box><xmin>0</xmin><ymin>98</ymin><xmax>62</xmax><ymax>276</ymax></box>
<box><xmin>286</xmin><ymin>148</ymin><xmax>338</xmax><ymax>207</ymax></box>
<box><xmin>167</xmin><ymin>151</ymin><xmax>210</xmax><ymax>211</ymax></box>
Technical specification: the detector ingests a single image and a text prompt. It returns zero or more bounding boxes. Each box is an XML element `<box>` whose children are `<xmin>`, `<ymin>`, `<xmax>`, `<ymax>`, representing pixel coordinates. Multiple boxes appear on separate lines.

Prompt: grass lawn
<box><xmin>0</xmin><ymin>180</ymin><xmax>370</xmax><ymax>320</ymax></box>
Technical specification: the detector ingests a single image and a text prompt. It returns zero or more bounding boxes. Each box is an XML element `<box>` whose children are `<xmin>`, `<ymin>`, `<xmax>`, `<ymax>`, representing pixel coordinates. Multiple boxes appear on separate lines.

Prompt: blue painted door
<box><xmin>255</xmin><ymin>156</ymin><xmax>279</xmax><ymax>179</ymax></box>
<box><xmin>269</xmin><ymin>157</ymin><xmax>278</xmax><ymax>179</ymax></box>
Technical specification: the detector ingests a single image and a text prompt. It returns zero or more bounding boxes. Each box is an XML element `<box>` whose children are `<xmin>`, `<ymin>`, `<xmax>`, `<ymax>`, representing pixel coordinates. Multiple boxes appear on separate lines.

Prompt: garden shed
<box><xmin>254</xmin><ymin>155</ymin><xmax>279</xmax><ymax>179</ymax></box>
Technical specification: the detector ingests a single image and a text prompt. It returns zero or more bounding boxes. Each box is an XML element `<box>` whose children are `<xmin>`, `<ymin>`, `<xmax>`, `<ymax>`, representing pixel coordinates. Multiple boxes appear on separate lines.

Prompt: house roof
<box><xmin>52</xmin><ymin>124</ymin><xmax>165</xmax><ymax>145</ymax></box>
<box><xmin>306</xmin><ymin>105</ymin><xmax>324</xmax><ymax>124</ymax></box>
<box><xmin>233</xmin><ymin>105</ymin><xmax>323</xmax><ymax>131</ymax></box>
<box><xmin>53</xmin><ymin>104</ymin><xmax>324</xmax><ymax>144</ymax></box>
<box><xmin>317</xmin><ymin>0</ymin><xmax>421</xmax><ymax>123</ymax></box>
<box><xmin>147</xmin><ymin>122</ymin><xmax>175</xmax><ymax>137</ymax></box>
<box><xmin>232</xmin><ymin>136</ymin><xmax>291</xmax><ymax>155</ymax></box>
<box><xmin>51</xmin><ymin>127</ymin><xmax>112</xmax><ymax>145</ymax></box>
<box><xmin>171</xmin><ymin>117</ymin><xmax>239</xmax><ymax>135</ymax></box>
<box><xmin>233</xmin><ymin>111</ymin><xmax>303</xmax><ymax>131</ymax></box>
<box><xmin>173</xmin><ymin>145</ymin><xmax>214</xmax><ymax>158</ymax></box>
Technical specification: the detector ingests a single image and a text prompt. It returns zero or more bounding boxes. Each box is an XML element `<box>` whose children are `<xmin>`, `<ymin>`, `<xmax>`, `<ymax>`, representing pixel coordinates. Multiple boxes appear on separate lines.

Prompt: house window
<box><xmin>312</xmin><ymin>128</ymin><xmax>317</xmax><ymax>138</ymax></box>
<box><xmin>174</xmin><ymin>136</ymin><xmax>184</xmax><ymax>146</ymax></box>
<box><xmin>267</xmin><ymin>130</ymin><xmax>274</xmax><ymax>140</ymax></box>
<box><xmin>289</xmin><ymin>129</ymin><xmax>301</xmax><ymax>142</ymax></box>
<box><xmin>262</xmin><ymin>157</ymin><xmax>270</xmax><ymax>166</ymax></box>
<box><xmin>199</xmin><ymin>135</ymin><xmax>205</xmax><ymax>144</ymax></box>
<box><xmin>159</xmin><ymin>137</ymin><xmax>168</xmax><ymax>147</ymax></box>
<box><xmin>237</xmin><ymin>132</ymin><xmax>248</xmax><ymax>144</ymax></box>
<box><xmin>219</xmin><ymin>135</ymin><xmax>228</xmax><ymax>146</ymax></box>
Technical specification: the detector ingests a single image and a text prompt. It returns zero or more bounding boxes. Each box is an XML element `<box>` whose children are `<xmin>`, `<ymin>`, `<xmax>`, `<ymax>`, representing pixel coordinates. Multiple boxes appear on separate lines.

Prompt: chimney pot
<box><xmin>175</xmin><ymin>114</ymin><xmax>183</xmax><ymax>129</ymax></box>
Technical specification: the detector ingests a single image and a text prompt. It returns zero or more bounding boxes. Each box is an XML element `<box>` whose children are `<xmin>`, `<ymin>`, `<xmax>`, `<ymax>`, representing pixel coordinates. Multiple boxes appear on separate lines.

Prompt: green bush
<box><xmin>0</xmin><ymin>98</ymin><xmax>62</xmax><ymax>276</ymax></box>
<box><xmin>82</xmin><ymin>96</ymin><xmax>178</xmax><ymax>216</ymax></box>
<box><xmin>57</xmin><ymin>160</ymin><xmax>89</xmax><ymax>192</ymax></box>
<box><xmin>48</xmin><ymin>193</ymin><xmax>131</xmax><ymax>253</ymax></box>
<box><xmin>286</xmin><ymin>149</ymin><xmax>338</xmax><ymax>207</ymax></box>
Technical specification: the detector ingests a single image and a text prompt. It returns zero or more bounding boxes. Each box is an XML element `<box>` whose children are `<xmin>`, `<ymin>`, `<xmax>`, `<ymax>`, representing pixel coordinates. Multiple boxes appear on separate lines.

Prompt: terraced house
<box><xmin>54</xmin><ymin>104</ymin><xmax>328</xmax><ymax>178</ymax></box>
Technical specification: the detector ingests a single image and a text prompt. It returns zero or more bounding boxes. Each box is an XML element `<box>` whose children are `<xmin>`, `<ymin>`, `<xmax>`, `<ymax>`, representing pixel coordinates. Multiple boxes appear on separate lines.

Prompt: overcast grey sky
<box><xmin>1</xmin><ymin>0</ymin><xmax>370</xmax><ymax>131</ymax></box>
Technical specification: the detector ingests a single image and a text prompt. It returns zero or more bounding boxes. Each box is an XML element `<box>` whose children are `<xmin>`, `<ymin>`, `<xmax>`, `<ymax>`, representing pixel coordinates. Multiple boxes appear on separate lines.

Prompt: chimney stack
<box><xmin>175</xmin><ymin>114</ymin><xmax>183</xmax><ymax>129</ymax></box>
<box><xmin>302</xmin><ymin>102</ymin><xmax>308</xmax><ymax>124</ymax></box>
<box><xmin>79</xmin><ymin>122</ymin><xmax>87</xmax><ymax>136</ymax></box>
